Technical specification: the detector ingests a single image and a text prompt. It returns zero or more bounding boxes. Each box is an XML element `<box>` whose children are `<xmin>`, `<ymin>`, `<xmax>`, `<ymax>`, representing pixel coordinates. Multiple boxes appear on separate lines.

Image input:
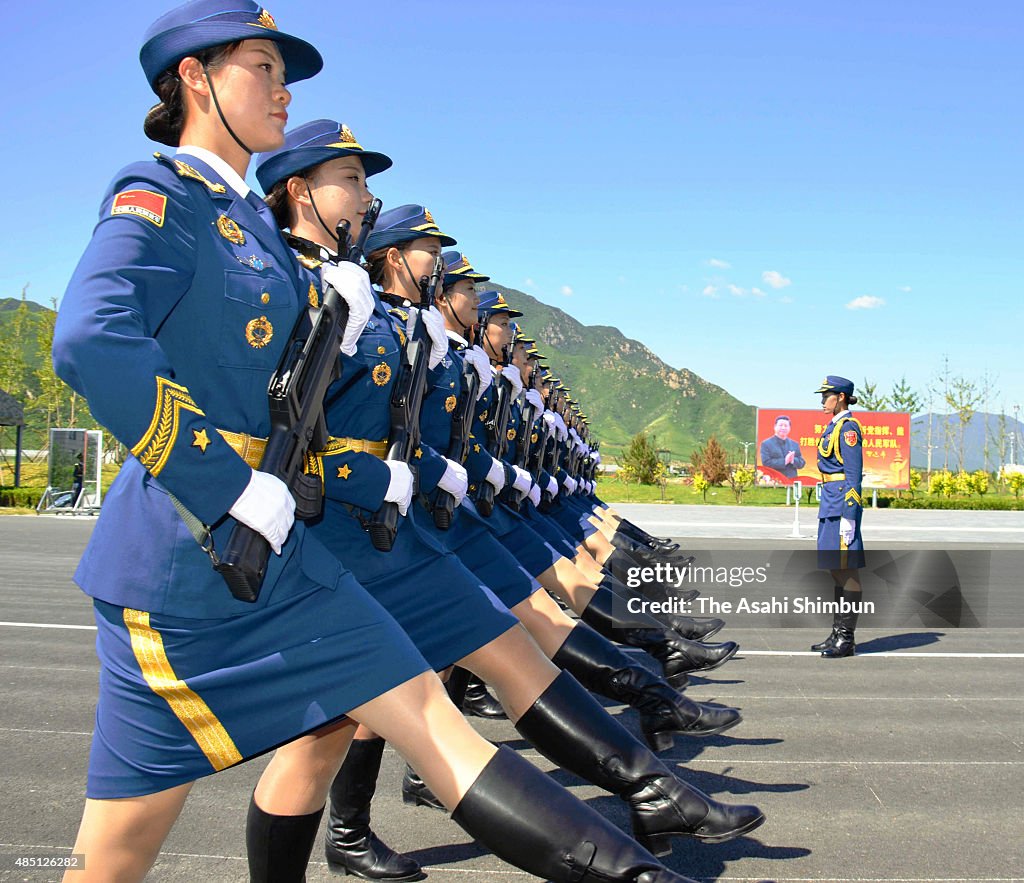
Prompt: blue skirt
<box><xmin>817</xmin><ymin>515</ymin><xmax>865</xmax><ymax>569</ymax></box>
<box><xmin>464</xmin><ymin>499</ymin><xmax>562</xmax><ymax>577</ymax></box>
<box><xmin>415</xmin><ymin>500</ymin><xmax>543</xmax><ymax>610</ymax></box>
<box><xmin>87</xmin><ymin>578</ymin><xmax>430</xmax><ymax>799</ymax></box>
<box><xmin>312</xmin><ymin>501</ymin><xmax>519</xmax><ymax>671</ymax></box>
<box><xmin>523</xmin><ymin>505</ymin><xmax>581</xmax><ymax>559</ymax></box>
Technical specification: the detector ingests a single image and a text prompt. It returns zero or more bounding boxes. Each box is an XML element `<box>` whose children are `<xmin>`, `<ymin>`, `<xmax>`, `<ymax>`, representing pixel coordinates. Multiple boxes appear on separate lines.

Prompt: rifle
<box><xmin>214</xmin><ymin>199</ymin><xmax>382</xmax><ymax>602</ymax></box>
<box><xmin>432</xmin><ymin>355</ymin><xmax>479</xmax><ymax>529</ymax></box>
<box><xmin>502</xmin><ymin>386</ymin><xmax>538</xmax><ymax>509</ymax></box>
<box><xmin>475</xmin><ymin>368</ymin><xmax>514</xmax><ymax>517</ymax></box>
<box><xmin>367</xmin><ymin>254</ymin><xmax>444</xmax><ymax>551</ymax></box>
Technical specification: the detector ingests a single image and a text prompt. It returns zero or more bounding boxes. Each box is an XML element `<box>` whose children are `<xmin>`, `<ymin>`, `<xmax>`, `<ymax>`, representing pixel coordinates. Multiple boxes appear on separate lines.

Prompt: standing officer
<box><xmin>813</xmin><ymin>376</ymin><xmax>866</xmax><ymax>658</ymax></box>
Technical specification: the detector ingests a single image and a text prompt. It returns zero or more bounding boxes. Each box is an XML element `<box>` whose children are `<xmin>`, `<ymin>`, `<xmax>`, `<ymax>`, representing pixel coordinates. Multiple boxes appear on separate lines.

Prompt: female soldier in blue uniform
<box><xmin>53</xmin><ymin>6</ymin><xmax>714</xmax><ymax>883</ymax></box>
<box><xmin>812</xmin><ymin>376</ymin><xmax>866</xmax><ymax>658</ymax></box>
<box><xmin>256</xmin><ymin>128</ymin><xmax>764</xmax><ymax>876</ymax></box>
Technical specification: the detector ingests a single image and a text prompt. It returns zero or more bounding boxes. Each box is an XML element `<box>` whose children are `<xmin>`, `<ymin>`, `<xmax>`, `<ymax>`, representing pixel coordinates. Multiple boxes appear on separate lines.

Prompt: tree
<box><xmin>620</xmin><ymin>431</ymin><xmax>662</xmax><ymax>485</ymax></box>
<box><xmin>857</xmin><ymin>378</ymin><xmax>888</xmax><ymax>411</ymax></box>
<box><xmin>690</xmin><ymin>435</ymin><xmax>729</xmax><ymax>485</ymax></box>
<box><xmin>30</xmin><ymin>298</ymin><xmax>65</xmax><ymax>434</ymax></box>
<box><xmin>728</xmin><ymin>465</ymin><xmax>755</xmax><ymax>503</ymax></box>
<box><xmin>972</xmin><ymin>470</ymin><xmax>990</xmax><ymax>497</ymax></box>
<box><xmin>908</xmin><ymin>468</ymin><xmax>922</xmax><ymax>497</ymax></box>
<box><xmin>692</xmin><ymin>472</ymin><xmax>709</xmax><ymax>502</ymax></box>
<box><xmin>888</xmin><ymin>376</ymin><xmax>924</xmax><ymax>415</ymax></box>
<box><xmin>945</xmin><ymin>376</ymin><xmax>984</xmax><ymax>472</ymax></box>
<box><xmin>0</xmin><ymin>286</ymin><xmax>33</xmax><ymax>401</ymax></box>
<box><xmin>1007</xmin><ymin>471</ymin><xmax>1024</xmax><ymax>499</ymax></box>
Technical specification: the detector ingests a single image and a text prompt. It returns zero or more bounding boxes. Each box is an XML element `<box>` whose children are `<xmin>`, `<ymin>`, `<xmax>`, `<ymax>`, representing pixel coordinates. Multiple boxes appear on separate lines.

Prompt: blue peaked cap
<box><xmin>140</xmin><ymin>0</ymin><xmax>322</xmax><ymax>91</ymax></box>
<box><xmin>364</xmin><ymin>204</ymin><xmax>456</xmax><ymax>253</ymax></box>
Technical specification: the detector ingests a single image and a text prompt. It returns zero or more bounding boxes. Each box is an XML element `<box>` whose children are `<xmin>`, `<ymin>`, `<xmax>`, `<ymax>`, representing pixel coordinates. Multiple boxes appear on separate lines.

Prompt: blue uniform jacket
<box><xmin>53</xmin><ymin>154</ymin><xmax>344</xmax><ymax>617</ymax></box>
<box><xmin>817</xmin><ymin>413</ymin><xmax>864</xmax><ymax>519</ymax></box>
<box><xmin>299</xmin><ymin>270</ymin><xmax>447</xmax><ymax>509</ymax></box>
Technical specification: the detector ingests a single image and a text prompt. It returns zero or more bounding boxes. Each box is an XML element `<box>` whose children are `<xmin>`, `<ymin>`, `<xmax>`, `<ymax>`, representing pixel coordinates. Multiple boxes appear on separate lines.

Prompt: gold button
<box><xmin>450</xmin><ymin>382</ymin><xmax>455</xmax><ymax>388</ymax></box>
<box><xmin>377</xmin><ymin>346</ymin><xmax>386</xmax><ymax>354</ymax></box>
<box><xmin>260</xmin><ymin>292</ymin><xmax>270</xmax><ymax>304</ymax></box>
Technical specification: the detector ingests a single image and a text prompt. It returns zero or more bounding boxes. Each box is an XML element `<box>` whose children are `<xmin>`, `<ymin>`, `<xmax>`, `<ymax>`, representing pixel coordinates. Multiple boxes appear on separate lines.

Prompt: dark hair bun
<box><xmin>847</xmin><ymin>394</ymin><xmax>859</xmax><ymax>405</ymax></box>
<box><xmin>143</xmin><ymin>101</ymin><xmax>182</xmax><ymax>147</ymax></box>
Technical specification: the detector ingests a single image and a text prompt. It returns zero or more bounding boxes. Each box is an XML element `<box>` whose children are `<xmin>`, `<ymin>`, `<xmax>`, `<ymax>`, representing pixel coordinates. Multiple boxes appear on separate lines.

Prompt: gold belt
<box><xmin>217</xmin><ymin>430</ymin><xmax>267</xmax><ymax>469</ymax></box>
<box><xmin>321</xmin><ymin>436</ymin><xmax>389</xmax><ymax>459</ymax></box>
<box><xmin>820</xmin><ymin>472</ymin><xmax>846</xmax><ymax>482</ymax></box>
<box><xmin>217</xmin><ymin>431</ymin><xmax>388</xmax><ymax>468</ymax></box>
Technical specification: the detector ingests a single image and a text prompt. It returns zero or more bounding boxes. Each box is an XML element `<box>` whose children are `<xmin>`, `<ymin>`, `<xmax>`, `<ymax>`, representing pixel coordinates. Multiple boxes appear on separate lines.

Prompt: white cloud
<box><xmin>701</xmin><ymin>284</ymin><xmax>719</xmax><ymax>298</ymax></box>
<box><xmin>728</xmin><ymin>284</ymin><xmax>746</xmax><ymax>296</ymax></box>
<box><xmin>846</xmin><ymin>295</ymin><xmax>886</xmax><ymax>310</ymax></box>
<box><xmin>762</xmin><ymin>270</ymin><xmax>792</xmax><ymax>289</ymax></box>
<box><xmin>779</xmin><ymin>295</ymin><xmax>794</xmax><ymax>304</ymax></box>
<box><xmin>561</xmin><ymin>285</ymin><xmax>574</xmax><ymax>297</ymax></box>
<box><xmin>899</xmin><ymin>285</ymin><xmax>912</xmax><ymax>293</ymax></box>
<box><xmin>707</xmin><ymin>258</ymin><xmax>731</xmax><ymax>269</ymax></box>
<box><xmin>524</xmin><ymin>278</ymin><xmax>536</xmax><ymax>288</ymax></box>
<box><xmin>751</xmin><ymin>287</ymin><xmax>765</xmax><ymax>297</ymax></box>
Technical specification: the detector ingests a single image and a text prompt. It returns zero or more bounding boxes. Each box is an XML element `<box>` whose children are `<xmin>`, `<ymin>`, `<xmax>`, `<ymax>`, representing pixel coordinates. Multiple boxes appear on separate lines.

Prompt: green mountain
<box><xmin>491</xmin><ymin>285</ymin><xmax>755</xmax><ymax>463</ymax></box>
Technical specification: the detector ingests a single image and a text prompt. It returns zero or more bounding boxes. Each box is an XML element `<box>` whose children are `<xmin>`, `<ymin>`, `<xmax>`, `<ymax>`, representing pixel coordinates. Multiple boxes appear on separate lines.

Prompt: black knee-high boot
<box><xmin>452</xmin><ymin>745</ymin><xmax>700</xmax><ymax>882</ymax></box>
<box><xmin>811</xmin><ymin>586</ymin><xmax>843</xmax><ymax>651</ymax></box>
<box><xmin>324</xmin><ymin>738</ymin><xmax>425</xmax><ymax>881</ymax></box>
<box><xmin>599</xmin><ymin>573</ymin><xmax>723</xmax><ymax>640</ymax></box>
<box><xmin>247</xmin><ymin>794</ymin><xmax>325</xmax><ymax>883</ymax></box>
<box><xmin>515</xmin><ymin>672</ymin><xmax>765</xmax><ymax>855</ymax></box>
<box><xmin>603</xmin><ymin>549</ymin><xmax>700</xmax><ymax>603</ymax></box>
<box><xmin>611</xmin><ymin>527</ymin><xmax>681</xmax><ymax>555</ymax></box>
<box><xmin>821</xmin><ymin>590</ymin><xmax>861</xmax><ymax>658</ymax></box>
<box><xmin>580</xmin><ymin>589</ymin><xmax>738</xmax><ymax>686</ymax></box>
<box><xmin>553</xmin><ymin>622</ymin><xmax>741</xmax><ymax>750</ymax></box>
<box><xmin>614</xmin><ymin>518</ymin><xmax>675</xmax><ymax>549</ymax></box>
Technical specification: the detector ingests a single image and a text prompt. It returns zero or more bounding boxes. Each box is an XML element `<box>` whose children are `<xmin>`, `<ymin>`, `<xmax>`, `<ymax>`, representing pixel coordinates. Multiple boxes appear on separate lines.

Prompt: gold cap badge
<box><xmin>256</xmin><ymin>9</ymin><xmax>278</xmax><ymax>30</ymax></box>
<box><xmin>423</xmin><ymin>208</ymin><xmax>435</xmax><ymax>225</ymax></box>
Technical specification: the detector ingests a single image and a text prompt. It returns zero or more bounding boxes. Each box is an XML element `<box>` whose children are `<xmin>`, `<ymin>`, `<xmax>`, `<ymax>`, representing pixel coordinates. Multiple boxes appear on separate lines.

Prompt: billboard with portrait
<box><xmin>756</xmin><ymin>410</ymin><xmax>911</xmax><ymax>489</ymax></box>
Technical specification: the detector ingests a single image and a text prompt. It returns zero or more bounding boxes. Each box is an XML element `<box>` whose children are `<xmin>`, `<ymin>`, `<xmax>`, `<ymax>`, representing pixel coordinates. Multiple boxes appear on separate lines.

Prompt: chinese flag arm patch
<box><xmin>111</xmin><ymin>190</ymin><xmax>167</xmax><ymax>227</ymax></box>
<box><xmin>844</xmin><ymin>430</ymin><xmax>859</xmax><ymax>446</ymax></box>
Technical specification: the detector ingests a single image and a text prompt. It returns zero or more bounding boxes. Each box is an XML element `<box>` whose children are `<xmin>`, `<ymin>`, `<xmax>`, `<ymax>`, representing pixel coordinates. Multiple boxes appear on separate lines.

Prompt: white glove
<box><xmin>383</xmin><ymin>461</ymin><xmax>414</xmax><ymax>516</ymax></box>
<box><xmin>525</xmin><ymin>388</ymin><xmax>545</xmax><ymax>412</ymax></box>
<box><xmin>437</xmin><ymin>458</ymin><xmax>469</xmax><ymax>506</ymax></box>
<box><xmin>839</xmin><ymin>517</ymin><xmax>856</xmax><ymax>545</ymax></box>
<box><xmin>500</xmin><ymin>364</ymin><xmax>524</xmax><ymax>397</ymax></box>
<box><xmin>415</xmin><ymin>305</ymin><xmax>448</xmax><ymax>369</ymax></box>
<box><xmin>593</xmin><ymin>451</ymin><xmax>602</xmax><ymax>465</ymax></box>
<box><xmin>321</xmin><ymin>262</ymin><xmax>375</xmax><ymax>357</ymax></box>
<box><xmin>546</xmin><ymin>475</ymin><xmax>559</xmax><ymax>498</ymax></box>
<box><xmin>511</xmin><ymin>465</ymin><xmax>533</xmax><ymax>496</ymax></box>
<box><xmin>463</xmin><ymin>345</ymin><xmax>493</xmax><ymax>400</ymax></box>
<box><xmin>569</xmin><ymin>427</ymin><xmax>581</xmax><ymax>446</ymax></box>
<box><xmin>229</xmin><ymin>470</ymin><xmax>296</xmax><ymax>555</ymax></box>
<box><xmin>485</xmin><ymin>457</ymin><xmax>507</xmax><ymax>491</ymax></box>
<box><xmin>552</xmin><ymin>412</ymin><xmax>568</xmax><ymax>441</ymax></box>
<box><xmin>542</xmin><ymin>410</ymin><xmax>556</xmax><ymax>427</ymax></box>
<box><xmin>528</xmin><ymin>483</ymin><xmax>541</xmax><ymax>507</ymax></box>
<box><xmin>562</xmin><ymin>474</ymin><xmax>578</xmax><ymax>494</ymax></box>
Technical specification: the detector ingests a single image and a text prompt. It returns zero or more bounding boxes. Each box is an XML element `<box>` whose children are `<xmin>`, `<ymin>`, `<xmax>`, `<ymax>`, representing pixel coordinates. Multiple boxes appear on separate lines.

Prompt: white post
<box><xmin>790</xmin><ymin>480</ymin><xmax>802</xmax><ymax>537</ymax></box>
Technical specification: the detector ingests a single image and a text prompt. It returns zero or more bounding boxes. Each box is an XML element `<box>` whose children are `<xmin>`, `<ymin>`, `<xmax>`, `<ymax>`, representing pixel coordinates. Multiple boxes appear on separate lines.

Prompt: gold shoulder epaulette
<box><xmin>154</xmin><ymin>153</ymin><xmax>227</xmax><ymax>193</ymax></box>
<box><xmin>297</xmin><ymin>253</ymin><xmax>323</xmax><ymax>270</ymax></box>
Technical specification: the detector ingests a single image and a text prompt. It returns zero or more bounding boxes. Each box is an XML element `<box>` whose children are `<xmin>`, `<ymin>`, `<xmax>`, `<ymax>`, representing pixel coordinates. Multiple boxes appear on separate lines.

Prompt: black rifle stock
<box><xmin>475</xmin><ymin>370</ymin><xmax>513</xmax><ymax>516</ymax></box>
<box><xmin>214</xmin><ymin>200</ymin><xmax>382</xmax><ymax>601</ymax></box>
<box><xmin>367</xmin><ymin>255</ymin><xmax>444</xmax><ymax>551</ymax></box>
<box><xmin>432</xmin><ymin>359</ymin><xmax>479</xmax><ymax>529</ymax></box>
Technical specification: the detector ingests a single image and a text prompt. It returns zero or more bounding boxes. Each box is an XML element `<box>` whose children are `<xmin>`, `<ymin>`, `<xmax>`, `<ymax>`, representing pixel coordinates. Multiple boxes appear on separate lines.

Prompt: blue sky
<box><xmin>2</xmin><ymin>0</ymin><xmax>1021</xmax><ymax>415</ymax></box>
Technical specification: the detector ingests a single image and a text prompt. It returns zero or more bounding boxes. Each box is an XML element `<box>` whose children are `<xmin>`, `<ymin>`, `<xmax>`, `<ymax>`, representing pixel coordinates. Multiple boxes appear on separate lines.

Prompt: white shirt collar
<box><xmin>446</xmin><ymin>329</ymin><xmax>468</xmax><ymax>347</ymax></box>
<box><xmin>176</xmin><ymin>145</ymin><xmax>250</xmax><ymax>198</ymax></box>
<box><xmin>831</xmin><ymin>409</ymin><xmax>851</xmax><ymax>423</ymax></box>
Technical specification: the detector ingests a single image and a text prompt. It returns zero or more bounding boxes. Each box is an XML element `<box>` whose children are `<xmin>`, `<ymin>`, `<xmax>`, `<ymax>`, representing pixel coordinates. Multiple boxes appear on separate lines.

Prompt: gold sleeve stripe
<box><xmin>845</xmin><ymin>488</ymin><xmax>862</xmax><ymax>505</ymax></box>
<box><xmin>131</xmin><ymin>377</ymin><xmax>206</xmax><ymax>477</ymax></box>
<box><xmin>122</xmin><ymin>608</ymin><xmax>243</xmax><ymax>771</ymax></box>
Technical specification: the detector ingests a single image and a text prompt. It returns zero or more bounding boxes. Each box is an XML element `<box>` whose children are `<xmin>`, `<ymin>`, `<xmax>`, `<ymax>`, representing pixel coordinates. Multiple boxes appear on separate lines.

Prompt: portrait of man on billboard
<box><xmin>759</xmin><ymin>415</ymin><xmax>806</xmax><ymax>479</ymax></box>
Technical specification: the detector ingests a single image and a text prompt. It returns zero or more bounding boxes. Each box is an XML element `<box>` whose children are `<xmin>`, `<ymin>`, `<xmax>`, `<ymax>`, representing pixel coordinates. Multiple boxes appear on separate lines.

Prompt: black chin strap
<box><xmin>440</xmin><ymin>294</ymin><xmax>475</xmax><ymax>340</ymax></box>
<box><xmin>302</xmin><ymin>176</ymin><xmax>339</xmax><ymax>244</ymax></box>
<box><xmin>399</xmin><ymin>252</ymin><xmax>425</xmax><ymax>305</ymax></box>
<box><xmin>202</xmin><ymin>63</ymin><xmax>253</xmax><ymax>156</ymax></box>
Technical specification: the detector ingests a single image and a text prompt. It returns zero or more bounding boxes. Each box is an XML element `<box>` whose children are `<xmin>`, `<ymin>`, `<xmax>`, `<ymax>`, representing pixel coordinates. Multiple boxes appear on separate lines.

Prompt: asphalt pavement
<box><xmin>1</xmin><ymin>507</ymin><xmax>1021</xmax><ymax>882</ymax></box>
